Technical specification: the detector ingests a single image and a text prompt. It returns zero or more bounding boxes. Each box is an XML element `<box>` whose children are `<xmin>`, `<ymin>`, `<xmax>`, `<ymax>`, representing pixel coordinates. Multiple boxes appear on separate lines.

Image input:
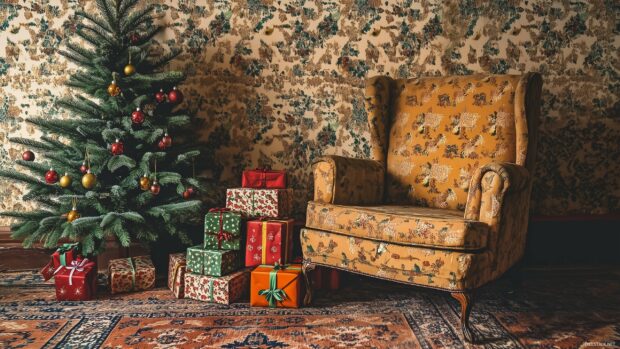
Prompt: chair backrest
<box><xmin>367</xmin><ymin>74</ymin><xmax>539</xmax><ymax>210</ymax></box>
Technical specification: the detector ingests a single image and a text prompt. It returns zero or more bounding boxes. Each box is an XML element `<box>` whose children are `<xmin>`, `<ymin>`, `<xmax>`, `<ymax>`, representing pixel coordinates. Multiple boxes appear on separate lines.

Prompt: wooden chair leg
<box><xmin>302</xmin><ymin>259</ymin><xmax>316</xmax><ymax>306</ymax></box>
<box><xmin>451</xmin><ymin>291</ymin><xmax>477</xmax><ymax>343</ymax></box>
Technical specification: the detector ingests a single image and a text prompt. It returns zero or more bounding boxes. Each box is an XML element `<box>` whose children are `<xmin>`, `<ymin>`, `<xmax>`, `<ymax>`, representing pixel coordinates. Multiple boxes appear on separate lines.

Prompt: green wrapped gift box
<box><xmin>204</xmin><ymin>208</ymin><xmax>242</xmax><ymax>250</ymax></box>
<box><xmin>186</xmin><ymin>245</ymin><xmax>240</xmax><ymax>277</ymax></box>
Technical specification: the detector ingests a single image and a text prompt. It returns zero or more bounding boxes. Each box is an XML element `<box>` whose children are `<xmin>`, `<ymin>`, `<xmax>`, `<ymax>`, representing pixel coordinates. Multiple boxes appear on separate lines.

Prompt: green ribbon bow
<box><xmin>257</xmin><ymin>264</ymin><xmax>301</xmax><ymax>308</ymax></box>
<box><xmin>127</xmin><ymin>257</ymin><xmax>136</xmax><ymax>291</ymax></box>
<box><xmin>56</xmin><ymin>243</ymin><xmax>78</xmax><ymax>266</ymax></box>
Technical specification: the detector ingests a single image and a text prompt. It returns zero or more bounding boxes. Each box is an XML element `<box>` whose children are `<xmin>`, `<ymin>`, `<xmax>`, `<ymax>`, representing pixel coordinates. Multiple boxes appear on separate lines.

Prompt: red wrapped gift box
<box><xmin>54</xmin><ymin>258</ymin><xmax>97</xmax><ymax>301</ymax></box>
<box><xmin>246</xmin><ymin>219</ymin><xmax>294</xmax><ymax>267</ymax></box>
<box><xmin>242</xmin><ymin>168</ymin><xmax>286</xmax><ymax>189</ymax></box>
<box><xmin>41</xmin><ymin>243</ymin><xmax>80</xmax><ymax>281</ymax></box>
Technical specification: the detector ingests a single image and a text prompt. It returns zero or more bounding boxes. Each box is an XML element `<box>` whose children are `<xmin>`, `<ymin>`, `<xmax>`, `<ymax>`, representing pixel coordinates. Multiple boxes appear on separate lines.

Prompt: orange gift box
<box><xmin>250</xmin><ymin>264</ymin><xmax>304</xmax><ymax>308</ymax></box>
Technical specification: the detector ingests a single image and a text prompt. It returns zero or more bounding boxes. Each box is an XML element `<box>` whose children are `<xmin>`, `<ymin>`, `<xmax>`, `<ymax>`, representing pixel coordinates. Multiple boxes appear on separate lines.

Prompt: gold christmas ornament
<box><xmin>59</xmin><ymin>173</ymin><xmax>72</xmax><ymax>188</ymax></box>
<box><xmin>139</xmin><ymin>174</ymin><xmax>151</xmax><ymax>190</ymax></box>
<box><xmin>82</xmin><ymin>170</ymin><xmax>97</xmax><ymax>189</ymax></box>
<box><xmin>107</xmin><ymin>80</ymin><xmax>121</xmax><ymax>96</ymax></box>
<box><xmin>124</xmin><ymin>63</ymin><xmax>135</xmax><ymax>76</ymax></box>
<box><xmin>67</xmin><ymin>198</ymin><xmax>80</xmax><ymax>222</ymax></box>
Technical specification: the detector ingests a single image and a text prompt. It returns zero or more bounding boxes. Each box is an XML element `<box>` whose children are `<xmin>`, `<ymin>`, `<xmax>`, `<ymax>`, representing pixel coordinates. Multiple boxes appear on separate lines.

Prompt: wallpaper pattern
<box><xmin>1</xmin><ymin>0</ymin><xmax>618</xmax><ymax>224</ymax></box>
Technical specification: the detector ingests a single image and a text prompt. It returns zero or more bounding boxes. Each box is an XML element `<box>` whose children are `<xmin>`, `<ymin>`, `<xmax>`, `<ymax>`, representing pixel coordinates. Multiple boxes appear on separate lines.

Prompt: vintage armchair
<box><xmin>301</xmin><ymin>73</ymin><xmax>542</xmax><ymax>342</ymax></box>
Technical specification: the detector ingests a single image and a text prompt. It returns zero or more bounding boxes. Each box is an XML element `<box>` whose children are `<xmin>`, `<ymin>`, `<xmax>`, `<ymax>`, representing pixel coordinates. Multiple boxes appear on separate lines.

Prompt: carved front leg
<box><xmin>451</xmin><ymin>291</ymin><xmax>476</xmax><ymax>343</ymax></box>
<box><xmin>302</xmin><ymin>259</ymin><xmax>316</xmax><ymax>306</ymax></box>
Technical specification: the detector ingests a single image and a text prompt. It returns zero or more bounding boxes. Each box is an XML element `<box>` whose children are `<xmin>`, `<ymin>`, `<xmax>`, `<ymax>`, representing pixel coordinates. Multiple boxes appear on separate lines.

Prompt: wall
<box><xmin>1</xmin><ymin>0</ymin><xmax>618</xmax><ymax>225</ymax></box>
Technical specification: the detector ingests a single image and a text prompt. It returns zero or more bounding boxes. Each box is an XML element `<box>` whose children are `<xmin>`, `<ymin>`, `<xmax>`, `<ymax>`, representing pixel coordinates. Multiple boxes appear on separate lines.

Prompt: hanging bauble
<box><xmin>111</xmin><ymin>139</ymin><xmax>124</xmax><ymax>155</ymax></box>
<box><xmin>82</xmin><ymin>170</ymin><xmax>97</xmax><ymax>189</ymax></box>
<box><xmin>157</xmin><ymin>139</ymin><xmax>167</xmax><ymax>151</ymax></box>
<box><xmin>124</xmin><ymin>63</ymin><xmax>135</xmax><ymax>76</ymax></box>
<box><xmin>139</xmin><ymin>174</ymin><xmax>151</xmax><ymax>191</ymax></box>
<box><xmin>150</xmin><ymin>180</ymin><xmax>161</xmax><ymax>195</ymax></box>
<box><xmin>59</xmin><ymin>173</ymin><xmax>72</xmax><ymax>188</ymax></box>
<box><xmin>186</xmin><ymin>186</ymin><xmax>196</xmax><ymax>195</ymax></box>
<box><xmin>167</xmin><ymin>86</ymin><xmax>183</xmax><ymax>104</ymax></box>
<box><xmin>79</xmin><ymin>161</ymin><xmax>88</xmax><ymax>174</ymax></box>
<box><xmin>182</xmin><ymin>189</ymin><xmax>191</xmax><ymax>200</ymax></box>
<box><xmin>129</xmin><ymin>32</ymin><xmax>140</xmax><ymax>45</ymax></box>
<box><xmin>155</xmin><ymin>89</ymin><xmax>166</xmax><ymax>103</ymax></box>
<box><xmin>131</xmin><ymin>108</ymin><xmax>145</xmax><ymax>125</ymax></box>
<box><xmin>45</xmin><ymin>169</ymin><xmax>59</xmax><ymax>184</ymax></box>
<box><xmin>66</xmin><ymin>207</ymin><xmax>80</xmax><ymax>222</ymax></box>
<box><xmin>22</xmin><ymin>150</ymin><xmax>35</xmax><ymax>161</ymax></box>
<box><xmin>107</xmin><ymin>81</ymin><xmax>121</xmax><ymax>96</ymax></box>
<box><xmin>162</xmin><ymin>133</ymin><xmax>172</xmax><ymax>148</ymax></box>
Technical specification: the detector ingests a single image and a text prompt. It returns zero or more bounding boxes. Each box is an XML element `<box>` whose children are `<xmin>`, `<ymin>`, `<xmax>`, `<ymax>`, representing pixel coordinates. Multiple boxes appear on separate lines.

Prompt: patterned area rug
<box><xmin>1</xmin><ymin>268</ymin><xmax>619</xmax><ymax>348</ymax></box>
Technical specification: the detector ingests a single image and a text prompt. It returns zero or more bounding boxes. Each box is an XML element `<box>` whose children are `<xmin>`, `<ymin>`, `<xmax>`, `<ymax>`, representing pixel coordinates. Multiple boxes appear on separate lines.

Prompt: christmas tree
<box><xmin>0</xmin><ymin>0</ymin><xmax>213</xmax><ymax>255</ymax></box>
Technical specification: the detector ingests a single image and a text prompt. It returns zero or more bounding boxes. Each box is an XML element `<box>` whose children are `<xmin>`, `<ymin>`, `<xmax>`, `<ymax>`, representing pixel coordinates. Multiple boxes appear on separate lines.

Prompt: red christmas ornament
<box><xmin>182</xmin><ymin>190</ymin><xmax>191</xmax><ymax>200</ymax></box>
<box><xmin>157</xmin><ymin>140</ymin><xmax>167</xmax><ymax>151</ymax></box>
<box><xmin>186</xmin><ymin>186</ymin><xmax>195</xmax><ymax>195</ymax></box>
<box><xmin>45</xmin><ymin>168</ymin><xmax>59</xmax><ymax>184</ymax></box>
<box><xmin>167</xmin><ymin>86</ymin><xmax>183</xmax><ymax>104</ymax></box>
<box><xmin>131</xmin><ymin>108</ymin><xmax>145</xmax><ymax>125</ymax></box>
<box><xmin>150</xmin><ymin>180</ymin><xmax>161</xmax><ymax>195</ymax></box>
<box><xmin>129</xmin><ymin>32</ymin><xmax>140</xmax><ymax>44</ymax></box>
<box><xmin>22</xmin><ymin>150</ymin><xmax>35</xmax><ymax>161</ymax></box>
<box><xmin>162</xmin><ymin>133</ymin><xmax>172</xmax><ymax>148</ymax></box>
<box><xmin>111</xmin><ymin>139</ymin><xmax>124</xmax><ymax>155</ymax></box>
<box><xmin>79</xmin><ymin>161</ymin><xmax>88</xmax><ymax>174</ymax></box>
<box><xmin>155</xmin><ymin>89</ymin><xmax>166</xmax><ymax>103</ymax></box>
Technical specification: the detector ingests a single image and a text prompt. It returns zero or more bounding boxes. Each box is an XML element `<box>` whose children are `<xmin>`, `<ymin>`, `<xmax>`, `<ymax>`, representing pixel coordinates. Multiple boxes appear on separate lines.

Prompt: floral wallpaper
<box><xmin>1</xmin><ymin>0</ymin><xmax>618</xmax><ymax>225</ymax></box>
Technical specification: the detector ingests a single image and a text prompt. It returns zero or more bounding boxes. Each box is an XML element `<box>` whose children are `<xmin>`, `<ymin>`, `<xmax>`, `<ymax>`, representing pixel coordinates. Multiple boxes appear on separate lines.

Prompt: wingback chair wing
<box><xmin>301</xmin><ymin>73</ymin><xmax>542</xmax><ymax>342</ymax></box>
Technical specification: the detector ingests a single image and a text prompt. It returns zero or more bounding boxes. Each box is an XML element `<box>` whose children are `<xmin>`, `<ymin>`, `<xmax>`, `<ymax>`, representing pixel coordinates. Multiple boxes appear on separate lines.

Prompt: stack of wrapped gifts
<box><xmin>168</xmin><ymin>167</ymin><xmax>308</xmax><ymax>308</ymax></box>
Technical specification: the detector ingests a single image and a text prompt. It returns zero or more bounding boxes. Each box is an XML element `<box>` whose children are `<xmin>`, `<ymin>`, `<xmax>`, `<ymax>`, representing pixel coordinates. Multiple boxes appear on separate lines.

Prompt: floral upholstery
<box><xmin>301</xmin><ymin>227</ymin><xmax>493</xmax><ymax>290</ymax></box>
<box><xmin>306</xmin><ymin>201</ymin><xmax>489</xmax><ymax>250</ymax></box>
<box><xmin>304</xmin><ymin>73</ymin><xmax>542</xmax><ymax>291</ymax></box>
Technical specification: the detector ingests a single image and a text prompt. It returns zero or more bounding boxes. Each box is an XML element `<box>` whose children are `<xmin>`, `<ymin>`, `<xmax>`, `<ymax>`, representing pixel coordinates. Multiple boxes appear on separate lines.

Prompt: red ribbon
<box><xmin>208</xmin><ymin>207</ymin><xmax>235</xmax><ymax>248</ymax></box>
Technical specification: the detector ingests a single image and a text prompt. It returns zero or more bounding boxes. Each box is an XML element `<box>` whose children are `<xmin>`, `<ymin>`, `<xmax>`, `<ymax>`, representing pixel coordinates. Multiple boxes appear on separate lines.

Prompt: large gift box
<box><xmin>184</xmin><ymin>268</ymin><xmax>251</xmax><ymax>305</ymax></box>
<box><xmin>54</xmin><ymin>258</ymin><xmax>97</xmax><ymax>301</ymax></box>
<box><xmin>245</xmin><ymin>218</ymin><xmax>295</xmax><ymax>267</ymax></box>
<box><xmin>226</xmin><ymin>188</ymin><xmax>293</xmax><ymax>218</ymax></box>
<box><xmin>186</xmin><ymin>246</ymin><xmax>240</xmax><ymax>277</ymax></box>
<box><xmin>41</xmin><ymin>243</ymin><xmax>80</xmax><ymax>281</ymax></box>
<box><xmin>250</xmin><ymin>264</ymin><xmax>304</xmax><ymax>308</ymax></box>
<box><xmin>204</xmin><ymin>208</ymin><xmax>242</xmax><ymax>250</ymax></box>
<box><xmin>242</xmin><ymin>168</ymin><xmax>287</xmax><ymax>189</ymax></box>
<box><xmin>168</xmin><ymin>253</ymin><xmax>187</xmax><ymax>298</ymax></box>
<box><xmin>108</xmin><ymin>256</ymin><xmax>156</xmax><ymax>294</ymax></box>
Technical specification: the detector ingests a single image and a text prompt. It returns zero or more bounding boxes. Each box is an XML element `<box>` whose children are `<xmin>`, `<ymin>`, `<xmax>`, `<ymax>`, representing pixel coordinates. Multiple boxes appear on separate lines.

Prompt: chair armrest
<box><xmin>464</xmin><ymin>162</ymin><xmax>531</xmax><ymax>222</ymax></box>
<box><xmin>313</xmin><ymin>155</ymin><xmax>385</xmax><ymax>205</ymax></box>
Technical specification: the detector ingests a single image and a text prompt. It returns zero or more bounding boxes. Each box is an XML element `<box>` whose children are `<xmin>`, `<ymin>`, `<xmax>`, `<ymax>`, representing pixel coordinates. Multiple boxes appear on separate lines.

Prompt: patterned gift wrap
<box><xmin>204</xmin><ymin>209</ymin><xmax>243</xmax><ymax>250</ymax></box>
<box><xmin>168</xmin><ymin>253</ymin><xmax>187</xmax><ymax>298</ymax></box>
<box><xmin>184</xmin><ymin>268</ymin><xmax>251</xmax><ymax>305</ymax></box>
<box><xmin>54</xmin><ymin>258</ymin><xmax>97</xmax><ymax>301</ymax></box>
<box><xmin>225</xmin><ymin>188</ymin><xmax>293</xmax><ymax>218</ymax></box>
<box><xmin>250</xmin><ymin>264</ymin><xmax>304</xmax><ymax>308</ymax></box>
<box><xmin>245</xmin><ymin>219</ymin><xmax>295</xmax><ymax>267</ymax></box>
<box><xmin>186</xmin><ymin>246</ymin><xmax>240</xmax><ymax>277</ymax></box>
<box><xmin>108</xmin><ymin>256</ymin><xmax>156</xmax><ymax>294</ymax></box>
<box><xmin>241</xmin><ymin>168</ymin><xmax>287</xmax><ymax>189</ymax></box>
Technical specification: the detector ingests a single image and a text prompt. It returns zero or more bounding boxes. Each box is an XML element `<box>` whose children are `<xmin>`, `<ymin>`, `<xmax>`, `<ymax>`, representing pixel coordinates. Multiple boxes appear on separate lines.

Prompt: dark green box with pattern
<box><xmin>186</xmin><ymin>245</ymin><xmax>240</xmax><ymax>277</ymax></box>
<box><xmin>204</xmin><ymin>211</ymin><xmax>243</xmax><ymax>250</ymax></box>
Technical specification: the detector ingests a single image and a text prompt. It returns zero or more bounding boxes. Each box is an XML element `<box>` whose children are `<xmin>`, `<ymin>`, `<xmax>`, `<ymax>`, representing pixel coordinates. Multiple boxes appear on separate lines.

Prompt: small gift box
<box><xmin>250</xmin><ymin>263</ymin><xmax>304</xmax><ymax>308</ymax></box>
<box><xmin>41</xmin><ymin>243</ymin><xmax>80</xmax><ymax>281</ymax></box>
<box><xmin>108</xmin><ymin>256</ymin><xmax>156</xmax><ymax>294</ymax></box>
<box><xmin>168</xmin><ymin>253</ymin><xmax>187</xmax><ymax>298</ymax></box>
<box><xmin>226</xmin><ymin>188</ymin><xmax>293</xmax><ymax>218</ymax></box>
<box><xmin>245</xmin><ymin>218</ymin><xmax>295</xmax><ymax>267</ymax></box>
<box><xmin>186</xmin><ymin>246</ymin><xmax>240</xmax><ymax>277</ymax></box>
<box><xmin>54</xmin><ymin>258</ymin><xmax>97</xmax><ymax>301</ymax></box>
<box><xmin>242</xmin><ymin>168</ymin><xmax>287</xmax><ymax>189</ymax></box>
<box><xmin>204</xmin><ymin>208</ymin><xmax>243</xmax><ymax>250</ymax></box>
<box><xmin>184</xmin><ymin>268</ymin><xmax>250</xmax><ymax>305</ymax></box>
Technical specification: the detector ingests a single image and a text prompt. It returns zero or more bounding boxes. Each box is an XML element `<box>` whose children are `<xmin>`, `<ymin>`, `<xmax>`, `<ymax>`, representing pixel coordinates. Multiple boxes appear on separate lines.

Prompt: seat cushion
<box><xmin>301</xmin><ymin>228</ymin><xmax>494</xmax><ymax>290</ymax></box>
<box><xmin>306</xmin><ymin>201</ymin><xmax>489</xmax><ymax>251</ymax></box>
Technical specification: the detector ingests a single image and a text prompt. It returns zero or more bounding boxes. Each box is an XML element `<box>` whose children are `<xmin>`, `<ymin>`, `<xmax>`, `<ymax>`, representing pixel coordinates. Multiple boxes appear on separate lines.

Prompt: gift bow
<box><xmin>57</xmin><ymin>258</ymin><xmax>94</xmax><ymax>286</ymax></box>
<box><xmin>208</xmin><ymin>208</ymin><xmax>237</xmax><ymax>248</ymax></box>
<box><xmin>257</xmin><ymin>263</ymin><xmax>300</xmax><ymax>308</ymax></box>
